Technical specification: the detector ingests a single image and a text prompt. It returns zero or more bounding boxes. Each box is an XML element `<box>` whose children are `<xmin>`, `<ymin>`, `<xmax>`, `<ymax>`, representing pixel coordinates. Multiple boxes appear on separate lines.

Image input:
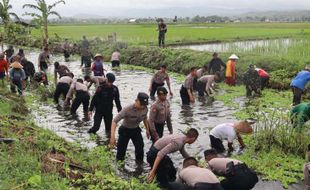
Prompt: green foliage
<box><xmin>234</xmin><ymin>140</ymin><xmax>305</xmax><ymax>189</ymax></box>
<box><xmin>27</xmin><ymin>175</ymin><xmax>42</xmax><ymax>187</ymax></box>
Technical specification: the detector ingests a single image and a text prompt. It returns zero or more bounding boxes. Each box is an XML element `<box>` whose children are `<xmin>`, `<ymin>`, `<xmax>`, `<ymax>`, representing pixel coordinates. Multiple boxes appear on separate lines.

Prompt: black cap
<box><xmin>106</xmin><ymin>73</ymin><xmax>116</xmax><ymax>82</ymax></box>
<box><xmin>157</xmin><ymin>86</ymin><xmax>168</xmax><ymax>95</ymax></box>
<box><xmin>137</xmin><ymin>92</ymin><xmax>149</xmax><ymax>106</ymax></box>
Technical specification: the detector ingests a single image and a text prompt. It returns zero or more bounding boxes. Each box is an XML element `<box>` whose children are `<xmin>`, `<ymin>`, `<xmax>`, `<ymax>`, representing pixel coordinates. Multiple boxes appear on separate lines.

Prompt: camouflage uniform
<box><xmin>243</xmin><ymin>67</ymin><xmax>261</xmax><ymax>97</ymax></box>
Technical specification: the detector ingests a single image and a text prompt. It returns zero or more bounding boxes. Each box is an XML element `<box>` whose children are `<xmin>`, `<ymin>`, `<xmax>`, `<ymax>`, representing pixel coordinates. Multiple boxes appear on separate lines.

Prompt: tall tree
<box><xmin>0</xmin><ymin>0</ymin><xmax>19</xmax><ymax>28</ymax></box>
<box><xmin>23</xmin><ymin>0</ymin><xmax>65</xmax><ymax>47</ymax></box>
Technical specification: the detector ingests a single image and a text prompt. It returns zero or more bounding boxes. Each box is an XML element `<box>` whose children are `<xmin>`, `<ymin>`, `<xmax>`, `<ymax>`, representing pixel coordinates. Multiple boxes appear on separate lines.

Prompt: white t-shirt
<box><xmin>210</xmin><ymin>123</ymin><xmax>236</xmax><ymax>143</ymax></box>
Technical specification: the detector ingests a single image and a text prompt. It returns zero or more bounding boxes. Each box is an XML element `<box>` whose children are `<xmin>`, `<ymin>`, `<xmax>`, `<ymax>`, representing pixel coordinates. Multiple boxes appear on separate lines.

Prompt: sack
<box><xmin>12</xmin><ymin>69</ymin><xmax>22</xmax><ymax>82</ymax></box>
<box><xmin>93</xmin><ymin>61</ymin><xmax>103</xmax><ymax>76</ymax></box>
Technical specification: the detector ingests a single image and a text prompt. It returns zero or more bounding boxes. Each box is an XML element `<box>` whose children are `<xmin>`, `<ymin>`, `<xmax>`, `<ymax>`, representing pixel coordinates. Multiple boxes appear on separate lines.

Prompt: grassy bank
<box><xmin>0</xmin><ymin>87</ymin><xmax>159</xmax><ymax>190</ymax></box>
<box><xmin>216</xmin><ymin>84</ymin><xmax>309</xmax><ymax>188</ymax></box>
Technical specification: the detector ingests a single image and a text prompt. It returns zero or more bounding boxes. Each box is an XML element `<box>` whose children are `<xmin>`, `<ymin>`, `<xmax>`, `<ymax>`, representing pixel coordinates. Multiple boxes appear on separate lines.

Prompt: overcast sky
<box><xmin>9</xmin><ymin>0</ymin><xmax>310</xmax><ymax>18</ymax></box>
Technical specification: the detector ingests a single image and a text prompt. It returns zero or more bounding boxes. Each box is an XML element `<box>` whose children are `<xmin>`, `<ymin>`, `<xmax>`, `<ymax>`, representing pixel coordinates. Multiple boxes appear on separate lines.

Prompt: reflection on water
<box><xmin>175</xmin><ymin>38</ymin><xmax>294</xmax><ymax>52</ymax></box>
<box><xmin>23</xmin><ymin>48</ymin><xmax>236</xmax><ymax>176</ymax></box>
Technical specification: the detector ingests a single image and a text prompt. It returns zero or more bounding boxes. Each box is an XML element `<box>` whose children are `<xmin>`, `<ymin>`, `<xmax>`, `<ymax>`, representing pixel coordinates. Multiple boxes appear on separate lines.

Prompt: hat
<box><xmin>305</xmin><ymin>65</ymin><xmax>310</xmax><ymax>71</ymax></box>
<box><xmin>106</xmin><ymin>73</ymin><xmax>116</xmax><ymax>82</ymax></box>
<box><xmin>234</xmin><ymin>121</ymin><xmax>253</xmax><ymax>134</ymax></box>
<box><xmin>229</xmin><ymin>54</ymin><xmax>239</xmax><ymax>60</ymax></box>
<box><xmin>94</xmin><ymin>53</ymin><xmax>103</xmax><ymax>59</ymax></box>
<box><xmin>157</xmin><ymin>86</ymin><xmax>168</xmax><ymax>95</ymax></box>
<box><xmin>10</xmin><ymin>61</ymin><xmax>23</xmax><ymax>69</ymax></box>
<box><xmin>137</xmin><ymin>92</ymin><xmax>149</xmax><ymax>106</ymax></box>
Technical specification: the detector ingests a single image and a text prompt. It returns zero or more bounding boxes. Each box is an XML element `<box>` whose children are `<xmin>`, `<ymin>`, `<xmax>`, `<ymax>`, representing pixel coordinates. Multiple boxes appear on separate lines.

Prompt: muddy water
<box><xmin>6</xmin><ymin>45</ymin><xmax>303</xmax><ymax>190</ymax></box>
<box><xmin>174</xmin><ymin>38</ymin><xmax>294</xmax><ymax>52</ymax></box>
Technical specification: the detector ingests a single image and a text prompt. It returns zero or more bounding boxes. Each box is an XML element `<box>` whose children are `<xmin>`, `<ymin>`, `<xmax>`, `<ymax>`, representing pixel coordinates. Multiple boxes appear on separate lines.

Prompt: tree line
<box><xmin>0</xmin><ymin>0</ymin><xmax>65</xmax><ymax>47</ymax></box>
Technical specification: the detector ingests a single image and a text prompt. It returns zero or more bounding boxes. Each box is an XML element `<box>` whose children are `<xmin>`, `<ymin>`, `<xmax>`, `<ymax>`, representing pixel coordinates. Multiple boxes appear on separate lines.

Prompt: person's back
<box><xmin>55</xmin><ymin>65</ymin><xmax>70</xmax><ymax>78</ymax></box>
<box><xmin>256</xmin><ymin>68</ymin><xmax>269</xmax><ymax>78</ymax></box>
<box><xmin>22</xmin><ymin>60</ymin><xmax>35</xmax><ymax>79</ymax></box>
<box><xmin>210</xmin><ymin>123</ymin><xmax>236</xmax><ymax>142</ymax></box>
<box><xmin>179</xmin><ymin>166</ymin><xmax>220</xmax><ymax>186</ymax></box>
<box><xmin>10</xmin><ymin>68</ymin><xmax>24</xmax><ymax>82</ymax></box>
<box><xmin>291</xmin><ymin>70</ymin><xmax>310</xmax><ymax>91</ymax></box>
<box><xmin>92</xmin><ymin>60</ymin><xmax>104</xmax><ymax>76</ymax></box>
<box><xmin>93</xmin><ymin>84</ymin><xmax>118</xmax><ymax>111</ymax></box>
<box><xmin>111</xmin><ymin>51</ymin><xmax>121</xmax><ymax>61</ymax></box>
<box><xmin>154</xmin><ymin>134</ymin><xmax>185</xmax><ymax>152</ymax></box>
<box><xmin>81</xmin><ymin>38</ymin><xmax>89</xmax><ymax>49</ymax></box>
<box><xmin>209</xmin><ymin>57</ymin><xmax>225</xmax><ymax>74</ymax></box>
<box><xmin>291</xmin><ymin>103</ymin><xmax>310</xmax><ymax>127</ymax></box>
<box><xmin>243</xmin><ymin>68</ymin><xmax>260</xmax><ymax>86</ymax></box>
<box><xmin>9</xmin><ymin>62</ymin><xmax>26</xmax><ymax>95</ymax></box>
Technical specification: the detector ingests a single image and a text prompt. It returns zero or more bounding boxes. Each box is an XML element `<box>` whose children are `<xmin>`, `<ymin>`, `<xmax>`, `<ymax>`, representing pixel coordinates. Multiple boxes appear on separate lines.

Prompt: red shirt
<box><xmin>256</xmin><ymin>68</ymin><xmax>269</xmax><ymax>77</ymax></box>
<box><xmin>0</xmin><ymin>59</ymin><xmax>8</xmax><ymax>73</ymax></box>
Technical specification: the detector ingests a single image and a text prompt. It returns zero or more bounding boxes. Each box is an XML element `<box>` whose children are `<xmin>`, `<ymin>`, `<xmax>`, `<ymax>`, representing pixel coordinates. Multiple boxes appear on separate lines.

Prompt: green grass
<box><xmin>29</xmin><ymin>22</ymin><xmax>310</xmax><ymax>45</ymax></box>
<box><xmin>216</xmin><ymin>83</ymin><xmax>294</xmax><ymax>119</ymax></box>
<box><xmin>234</xmin><ymin>136</ymin><xmax>306</xmax><ymax>189</ymax></box>
<box><xmin>0</xmin><ymin>85</ymin><xmax>160</xmax><ymax>190</ymax></box>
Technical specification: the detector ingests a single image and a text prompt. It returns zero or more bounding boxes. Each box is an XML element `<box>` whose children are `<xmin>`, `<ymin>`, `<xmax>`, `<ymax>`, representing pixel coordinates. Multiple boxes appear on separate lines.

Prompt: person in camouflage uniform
<box><xmin>243</xmin><ymin>65</ymin><xmax>261</xmax><ymax>97</ymax></box>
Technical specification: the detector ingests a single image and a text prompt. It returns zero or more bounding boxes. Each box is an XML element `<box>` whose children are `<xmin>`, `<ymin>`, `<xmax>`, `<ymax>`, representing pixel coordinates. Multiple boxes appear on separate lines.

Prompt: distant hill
<box><xmin>239</xmin><ymin>10</ymin><xmax>310</xmax><ymax>21</ymax></box>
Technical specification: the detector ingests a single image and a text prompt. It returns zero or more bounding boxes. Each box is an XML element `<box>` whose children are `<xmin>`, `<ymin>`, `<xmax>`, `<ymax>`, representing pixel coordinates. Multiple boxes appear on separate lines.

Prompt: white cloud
<box><xmin>8</xmin><ymin>0</ymin><xmax>310</xmax><ymax>17</ymax></box>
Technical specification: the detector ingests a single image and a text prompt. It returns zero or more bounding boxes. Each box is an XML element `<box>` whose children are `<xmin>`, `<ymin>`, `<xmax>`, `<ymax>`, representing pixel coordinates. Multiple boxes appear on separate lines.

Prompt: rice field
<box><xmin>30</xmin><ymin>22</ymin><xmax>310</xmax><ymax>45</ymax></box>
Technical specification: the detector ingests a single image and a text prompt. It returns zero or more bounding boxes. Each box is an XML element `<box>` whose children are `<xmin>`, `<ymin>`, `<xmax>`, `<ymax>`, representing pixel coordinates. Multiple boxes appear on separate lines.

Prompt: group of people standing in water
<box><xmin>0</xmin><ymin>34</ymin><xmax>309</xmax><ymax>189</ymax></box>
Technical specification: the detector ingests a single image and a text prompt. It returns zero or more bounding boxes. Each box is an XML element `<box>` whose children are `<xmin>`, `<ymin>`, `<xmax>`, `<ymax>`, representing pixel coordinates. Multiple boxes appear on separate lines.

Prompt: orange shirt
<box><xmin>0</xmin><ymin>59</ymin><xmax>8</xmax><ymax>73</ymax></box>
<box><xmin>225</xmin><ymin>60</ymin><xmax>236</xmax><ymax>78</ymax></box>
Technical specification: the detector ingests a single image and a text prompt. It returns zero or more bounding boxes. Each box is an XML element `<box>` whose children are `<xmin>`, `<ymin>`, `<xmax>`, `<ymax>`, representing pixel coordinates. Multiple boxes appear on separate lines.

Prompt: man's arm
<box><xmin>220</xmin><ymin>59</ymin><xmax>226</xmax><ymax>69</ymax></box>
<box><xmin>114</xmin><ymin>87</ymin><xmax>122</xmax><ymax>112</ymax></box>
<box><xmin>38</xmin><ymin>54</ymin><xmax>41</xmax><ymax>69</ymax></box>
<box><xmin>109</xmin><ymin>109</ymin><xmax>126</xmax><ymax>146</ymax></box>
<box><xmin>179</xmin><ymin>146</ymin><xmax>190</xmax><ymax>158</ymax></box>
<box><xmin>187</xmin><ymin>89</ymin><xmax>194</xmax><ymax>103</ymax></box>
<box><xmin>89</xmin><ymin>92</ymin><xmax>98</xmax><ymax>112</ymax></box>
<box><xmin>65</xmin><ymin>83</ymin><xmax>75</xmax><ymax>102</ymax></box>
<box><xmin>166</xmin><ymin>76</ymin><xmax>173</xmax><ymax>96</ymax></box>
<box><xmin>149</xmin><ymin>74</ymin><xmax>155</xmax><ymax>92</ymax></box>
<box><xmin>236</xmin><ymin>132</ymin><xmax>245</xmax><ymax>149</ymax></box>
<box><xmin>148</xmin><ymin>106</ymin><xmax>159</xmax><ymax>141</ymax></box>
<box><xmin>148</xmin><ymin>142</ymin><xmax>177</xmax><ymax>183</ymax></box>
<box><xmin>65</xmin><ymin>65</ymin><xmax>70</xmax><ymax>73</ymax></box>
<box><xmin>109</xmin><ymin>120</ymin><xmax>118</xmax><ymax>147</ymax></box>
<box><xmin>166</xmin><ymin>110</ymin><xmax>173</xmax><ymax>134</ymax></box>
<box><xmin>143</xmin><ymin>118</ymin><xmax>150</xmax><ymax>139</ymax></box>
<box><xmin>147</xmin><ymin>155</ymin><xmax>163</xmax><ymax>183</ymax></box>
<box><xmin>228</xmin><ymin>142</ymin><xmax>234</xmax><ymax>153</ymax></box>
<box><xmin>54</xmin><ymin>69</ymin><xmax>58</xmax><ymax>83</ymax></box>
